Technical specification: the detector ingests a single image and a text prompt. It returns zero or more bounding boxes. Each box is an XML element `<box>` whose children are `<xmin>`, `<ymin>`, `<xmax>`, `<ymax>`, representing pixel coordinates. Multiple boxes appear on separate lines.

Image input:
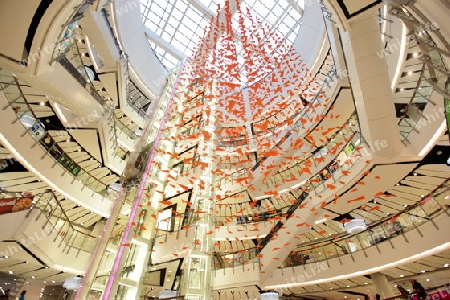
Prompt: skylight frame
<box><xmin>140</xmin><ymin>0</ymin><xmax>305</xmax><ymax>70</ymax></box>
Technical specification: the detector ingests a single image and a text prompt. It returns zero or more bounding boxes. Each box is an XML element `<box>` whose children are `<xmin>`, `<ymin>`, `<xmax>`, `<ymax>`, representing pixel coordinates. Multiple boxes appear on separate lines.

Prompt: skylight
<box><xmin>140</xmin><ymin>0</ymin><xmax>305</xmax><ymax>70</ymax></box>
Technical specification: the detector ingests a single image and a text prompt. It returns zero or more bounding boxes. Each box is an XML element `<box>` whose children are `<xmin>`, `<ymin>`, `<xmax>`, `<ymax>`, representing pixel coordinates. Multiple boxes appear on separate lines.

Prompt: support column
<box><xmin>341</xmin><ymin>8</ymin><xmax>403</xmax><ymax>161</ymax></box>
<box><xmin>372</xmin><ymin>272</ymin><xmax>395</xmax><ymax>299</ymax></box>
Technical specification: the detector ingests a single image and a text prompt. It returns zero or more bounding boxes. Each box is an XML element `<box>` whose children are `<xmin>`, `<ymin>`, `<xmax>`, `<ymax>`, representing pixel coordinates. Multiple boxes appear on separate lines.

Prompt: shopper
<box><xmin>397</xmin><ymin>285</ymin><xmax>409</xmax><ymax>299</ymax></box>
<box><xmin>409</xmin><ymin>279</ymin><xmax>426</xmax><ymax>300</ymax></box>
<box><xmin>19</xmin><ymin>290</ymin><xmax>26</xmax><ymax>300</ymax></box>
<box><xmin>0</xmin><ymin>289</ymin><xmax>10</xmax><ymax>299</ymax></box>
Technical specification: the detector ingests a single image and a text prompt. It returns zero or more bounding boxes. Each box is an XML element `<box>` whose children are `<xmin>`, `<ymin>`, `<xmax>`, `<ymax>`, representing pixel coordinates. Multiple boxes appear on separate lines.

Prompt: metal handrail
<box><xmin>216</xmin><ymin>114</ymin><xmax>358</xmax><ymax>189</ymax></box>
<box><xmin>0</xmin><ymin>189</ymin><xmax>98</xmax><ymax>255</ymax></box>
<box><xmin>281</xmin><ymin>178</ymin><xmax>449</xmax><ymax>268</ymax></box>
<box><xmin>0</xmin><ymin>73</ymin><xmax>112</xmax><ymax>194</ymax></box>
<box><xmin>214</xmin><ymin>132</ymin><xmax>364</xmax><ymax>228</ymax></box>
<box><xmin>211</xmin><ymin>178</ymin><xmax>449</xmax><ymax>270</ymax></box>
<box><xmin>55</xmin><ymin>27</ymin><xmax>138</xmax><ymax>142</ymax></box>
<box><xmin>388</xmin><ymin>5</ymin><xmax>450</xmax><ymax>143</ymax></box>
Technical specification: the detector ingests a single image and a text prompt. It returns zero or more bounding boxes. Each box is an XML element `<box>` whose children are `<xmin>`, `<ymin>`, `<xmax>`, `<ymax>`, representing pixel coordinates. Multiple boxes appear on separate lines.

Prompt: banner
<box><xmin>0</xmin><ymin>196</ymin><xmax>34</xmax><ymax>215</ymax></box>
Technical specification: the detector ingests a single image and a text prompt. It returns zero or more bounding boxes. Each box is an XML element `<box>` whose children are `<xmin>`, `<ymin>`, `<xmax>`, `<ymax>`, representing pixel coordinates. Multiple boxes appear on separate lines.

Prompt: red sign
<box><xmin>0</xmin><ymin>196</ymin><xmax>33</xmax><ymax>215</ymax></box>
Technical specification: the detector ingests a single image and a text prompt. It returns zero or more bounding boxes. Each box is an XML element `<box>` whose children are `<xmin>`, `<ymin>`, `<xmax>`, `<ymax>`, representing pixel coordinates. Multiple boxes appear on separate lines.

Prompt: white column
<box><xmin>341</xmin><ymin>8</ymin><xmax>403</xmax><ymax>161</ymax></box>
<box><xmin>372</xmin><ymin>272</ymin><xmax>395</xmax><ymax>299</ymax></box>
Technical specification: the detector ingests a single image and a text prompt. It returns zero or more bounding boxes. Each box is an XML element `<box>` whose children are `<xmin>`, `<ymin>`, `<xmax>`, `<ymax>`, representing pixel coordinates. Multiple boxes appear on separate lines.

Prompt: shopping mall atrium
<box><xmin>0</xmin><ymin>0</ymin><xmax>449</xmax><ymax>299</ymax></box>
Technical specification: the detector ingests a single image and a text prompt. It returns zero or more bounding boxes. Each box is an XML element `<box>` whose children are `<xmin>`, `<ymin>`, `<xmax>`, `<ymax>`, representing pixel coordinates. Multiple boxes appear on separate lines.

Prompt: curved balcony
<box><xmin>0</xmin><ymin>78</ymin><xmax>114</xmax><ymax>216</ymax></box>
<box><xmin>0</xmin><ymin>189</ymin><xmax>99</xmax><ymax>274</ymax></box>
<box><xmin>215</xmin><ymin>113</ymin><xmax>361</xmax><ymax>195</ymax></box>
<box><xmin>387</xmin><ymin>6</ymin><xmax>450</xmax><ymax>149</ymax></box>
<box><xmin>212</xmin><ymin>178</ymin><xmax>450</xmax><ymax>290</ymax></box>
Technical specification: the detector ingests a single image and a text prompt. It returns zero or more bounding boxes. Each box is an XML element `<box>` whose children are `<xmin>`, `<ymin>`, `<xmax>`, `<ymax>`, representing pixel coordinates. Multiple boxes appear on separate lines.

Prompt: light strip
<box><xmin>418</xmin><ymin>120</ymin><xmax>446</xmax><ymax>157</ymax></box>
<box><xmin>102</xmin><ymin>64</ymin><xmax>186</xmax><ymax>300</ymax></box>
<box><xmin>391</xmin><ymin>23</ymin><xmax>408</xmax><ymax>91</ymax></box>
<box><xmin>53</xmin><ymin>264</ymin><xmax>85</xmax><ymax>276</ymax></box>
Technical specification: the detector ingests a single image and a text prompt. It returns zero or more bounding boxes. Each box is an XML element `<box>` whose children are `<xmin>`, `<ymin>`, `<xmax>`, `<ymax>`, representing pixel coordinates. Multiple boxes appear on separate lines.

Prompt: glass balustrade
<box><xmin>54</xmin><ymin>27</ymin><xmax>138</xmax><ymax>143</ymax></box>
<box><xmin>19</xmin><ymin>191</ymin><xmax>99</xmax><ymax>254</ymax></box>
<box><xmin>210</xmin><ymin>178</ymin><xmax>449</xmax><ymax>270</ymax></box>
<box><xmin>0</xmin><ymin>73</ymin><xmax>118</xmax><ymax>195</ymax></box>
<box><xmin>280</xmin><ymin>179</ymin><xmax>449</xmax><ymax>268</ymax></box>
<box><xmin>388</xmin><ymin>6</ymin><xmax>450</xmax><ymax>142</ymax></box>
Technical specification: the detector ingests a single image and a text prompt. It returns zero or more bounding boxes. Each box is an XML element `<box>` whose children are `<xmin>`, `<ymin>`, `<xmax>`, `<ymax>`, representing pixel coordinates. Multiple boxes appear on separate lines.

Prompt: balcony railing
<box><xmin>54</xmin><ymin>27</ymin><xmax>139</xmax><ymax>143</ymax></box>
<box><xmin>281</xmin><ymin>178</ymin><xmax>449</xmax><ymax>268</ymax></box>
<box><xmin>0</xmin><ymin>189</ymin><xmax>98</xmax><ymax>255</ymax></box>
<box><xmin>0</xmin><ymin>72</ymin><xmax>117</xmax><ymax>195</ymax></box>
<box><xmin>388</xmin><ymin>5</ymin><xmax>450</xmax><ymax>143</ymax></box>
<box><xmin>211</xmin><ymin>178</ymin><xmax>449</xmax><ymax>270</ymax></box>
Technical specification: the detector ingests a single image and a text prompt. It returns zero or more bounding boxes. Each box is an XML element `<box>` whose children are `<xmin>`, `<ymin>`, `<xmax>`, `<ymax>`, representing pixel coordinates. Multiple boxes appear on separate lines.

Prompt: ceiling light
<box><xmin>421</xmin><ymin>270</ymin><xmax>426</xmax><ymax>273</ymax></box>
<box><xmin>400</xmin><ymin>275</ymin><xmax>404</xmax><ymax>277</ymax></box>
<box><xmin>426</xmin><ymin>279</ymin><xmax>430</xmax><ymax>282</ymax></box>
<box><xmin>8</xmin><ymin>271</ymin><xmax>13</xmax><ymax>274</ymax></box>
<box><xmin>413</xmin><ymin>173</ymin><xmax>418</xmax><ymax>176</ymax></box>
<box><xmin>347</xmin><ymin>285</ymin><xmax>350</xmax><ymax>287</ymax></box>
<box><xmin>40</xmin><ymin>102</ymin><xmax>45</xmax><ymax>106</ymax></box>
<box><xmin>31</xmin><ymin>276</ymin><xmax>35</xmax><ymax>279</ymax></box>
<box><xmin>365</xmin><ymin>283</ymin><xmax>368</xmax><ymax>285</ymax></box>
<box><xmin>52</xmin><ymin>280</ymin><xmax>55</xmax><ymax>283</ymax></box>
<box><xmin>444</xmin><ymin>263</ymin><xmax>449</xmax><ymax>267</ymax></box>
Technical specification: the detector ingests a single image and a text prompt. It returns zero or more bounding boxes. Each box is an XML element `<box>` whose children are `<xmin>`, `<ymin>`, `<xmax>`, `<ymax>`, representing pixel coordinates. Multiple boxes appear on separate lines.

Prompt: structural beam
<box><xmin>287</xmin><ymin>0</ymin><xmax>304</xmax><ymax>15</ymax></box>
<box><xmin>144</xmin><ymin>28</ymin><xmax>187</xmax><ymax>61</ymax></box>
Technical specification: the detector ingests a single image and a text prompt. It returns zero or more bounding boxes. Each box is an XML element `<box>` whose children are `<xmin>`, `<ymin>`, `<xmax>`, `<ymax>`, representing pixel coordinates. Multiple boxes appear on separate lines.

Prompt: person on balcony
<box><xmin>19</xmin><ymin>290</ymin><xmax>26</xmax><ymax>300</ymax></box>
<box><xmin>409</xmin><ymin>279</ymin><xmax>426</xmax><ymax>300</ymax></box>
<box><xmin>397</xmin><ymin>285</ymin><xmax>409</xmax><ymax>299</ymax></box>
<box><xmin>0</xmin><ymin>289</ymin><xmax>10</xmax><ymax>299</ymax></box>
